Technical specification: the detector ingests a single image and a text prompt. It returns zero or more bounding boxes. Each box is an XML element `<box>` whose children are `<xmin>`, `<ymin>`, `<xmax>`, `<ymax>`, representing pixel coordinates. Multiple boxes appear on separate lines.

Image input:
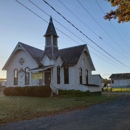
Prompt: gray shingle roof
<box><xmin>3</xmin><ymin>42</ymin><xmax>95</xmax><ymax>70</ymax></box>
<box><xmin>59</xmin><ymin>44</ymin><xmax>86</xmax><ymax>66</ymax></box>
<box><xmin>110</xmin><ymin>73</ymin><xmax>130</xmax><ymax>79</ymax></box>
<box><xmin>21</xmin><ymin>43</ymin><xmax>95</xmax><ymax>69</ymax></box>
<box><xmin>20</xmin><ymin>42</ymin><xmax>44</xmax><ymax>65</ymax></box>
<box><xmin>44</xmin><ymin>17</ymin><xmax>58</xmax><ymax>37</ymax></box>
<box><xmin>21</xmin><ymin>43</ymin><xmax>86</xmax><ymax>66</ymax></box>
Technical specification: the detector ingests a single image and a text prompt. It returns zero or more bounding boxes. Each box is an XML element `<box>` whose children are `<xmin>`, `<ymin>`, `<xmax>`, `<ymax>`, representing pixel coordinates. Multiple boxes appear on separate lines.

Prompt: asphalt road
<box><xmin>0</xmin><ymin>94</ymin><xmax>130</xmax><ymax>130</ymax></box>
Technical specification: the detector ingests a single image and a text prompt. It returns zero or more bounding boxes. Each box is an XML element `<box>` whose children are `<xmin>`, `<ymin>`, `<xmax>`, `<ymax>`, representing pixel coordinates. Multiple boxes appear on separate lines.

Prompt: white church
<box><xmin>2</xmin><ymin>17</ymin><xmax>102</xmax><ymax>93</ymax></box>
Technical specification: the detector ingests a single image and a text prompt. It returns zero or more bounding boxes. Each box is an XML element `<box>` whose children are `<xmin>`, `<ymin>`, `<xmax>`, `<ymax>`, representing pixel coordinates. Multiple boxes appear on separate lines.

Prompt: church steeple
<box><xmin>43</xmin><ymin>16</ymin><xmax>59</xmax><ymax>60</ymax></box>
<box><xmin>44</xmin><ymin>16</ymin><xmax>58</xmax><ymax>37</ymax></box>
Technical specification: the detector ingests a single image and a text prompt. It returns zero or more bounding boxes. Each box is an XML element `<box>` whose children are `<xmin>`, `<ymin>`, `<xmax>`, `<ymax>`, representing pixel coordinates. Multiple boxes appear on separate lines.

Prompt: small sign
<box><xmin>32</xmin><ymin>72</ymin><xmax>42</xmax><ymax>80</ymax></box>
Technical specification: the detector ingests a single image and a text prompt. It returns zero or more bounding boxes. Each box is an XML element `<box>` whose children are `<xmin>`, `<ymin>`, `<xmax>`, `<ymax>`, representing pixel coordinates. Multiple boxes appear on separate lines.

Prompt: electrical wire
<box><xmin>15</xmin><ymin>0</ymin><xmax>130</xmax><ymax>71</ymax></box>
<box><xmin>58</xmin><ymin>0</ymin><xmax>129</xmax><ymax>58</ymax></box>
<box><xmin>28</xmin><ymin>0</ymin><xmax>128</xmax><ymax>68</ymax></box>
<box><xmin>77</xmin><ymin>0</ymin><xmax>130</xmax><ymax>55</ymax></box>
<box><xmin>95</xmin><ymin>0</ymin><xmax>130</xmax><ymax>49</ymax></box>
<box><xmin>43</xmin><ymin>0</ymin><xmax>130</xmax><ymax>69</ymax></box>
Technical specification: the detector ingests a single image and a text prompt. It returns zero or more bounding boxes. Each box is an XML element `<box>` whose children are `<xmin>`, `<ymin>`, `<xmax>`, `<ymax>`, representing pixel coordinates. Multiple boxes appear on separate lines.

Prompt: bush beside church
<box><xmin>3</xmin><ymin>86</ymin><xmax>52</xmax><ymax>97</ymax></box>
<box><xmin>3</xmin><ymin>86</ymin><xmax>92</xmax><ymax>97</ymax></box>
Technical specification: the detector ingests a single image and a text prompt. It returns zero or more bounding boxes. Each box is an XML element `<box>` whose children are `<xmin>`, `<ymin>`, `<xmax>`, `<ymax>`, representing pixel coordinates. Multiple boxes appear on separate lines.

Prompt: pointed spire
<box><xmin>44</xmin><ymin>16</ymin><xmax>58</xmax><ymax>37</ymax></box>
<box><xmin>50</xmin><ymin>16</ymin><xmax>52</xmax><ymax>23</ymax></box>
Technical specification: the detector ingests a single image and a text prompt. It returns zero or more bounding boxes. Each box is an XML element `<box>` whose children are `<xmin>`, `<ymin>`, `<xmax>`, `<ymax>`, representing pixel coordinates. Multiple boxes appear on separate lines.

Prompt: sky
<box><xmin>0</xmin><ymin>0</ymin><xmax>130</xmax><ymax>79</ymax></box>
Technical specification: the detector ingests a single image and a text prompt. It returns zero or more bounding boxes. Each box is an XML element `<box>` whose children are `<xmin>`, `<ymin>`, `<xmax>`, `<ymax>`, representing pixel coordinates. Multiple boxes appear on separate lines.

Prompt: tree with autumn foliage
<box><xmin>104</xmin><ymin>0</ymin><xmax>130</xmax><ymax>23</ymax></box>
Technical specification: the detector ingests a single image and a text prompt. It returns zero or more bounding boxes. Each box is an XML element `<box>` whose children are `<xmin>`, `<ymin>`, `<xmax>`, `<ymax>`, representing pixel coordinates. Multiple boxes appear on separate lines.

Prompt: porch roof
<box><xmin>31</xmin><ymin>65</ymin><xmax>53</xmax><ymax>73</ymax></box>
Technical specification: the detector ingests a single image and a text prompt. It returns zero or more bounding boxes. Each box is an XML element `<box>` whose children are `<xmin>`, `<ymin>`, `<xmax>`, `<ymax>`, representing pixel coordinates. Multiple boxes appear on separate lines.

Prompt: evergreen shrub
<box><xmin>3</xmin><ymin>86</ymin><xmax>52</xmax><ymax>97</ymax></box>
<box><xmin>21</xmin><ymin>86</ymin><xmax>28</xmax><ymax>96</ymax></box>
<box><xmin>11</xmin><ymin>87</ymin><xmax>22</xmax><ymax>96</ymax></box>
<box><xmin>35</xmin><ymin>86</ymin><xmax>52</xmax><ymax>97</ymax></box>
<box><xmin>3</xmin><ymin>87</ymin><xmax>12</xmax><ymax>96</ymax></box>
<box><xmin>24</xmin><ymin>86</ymin><xmax>36</xmax><ymax>96</ymax></box>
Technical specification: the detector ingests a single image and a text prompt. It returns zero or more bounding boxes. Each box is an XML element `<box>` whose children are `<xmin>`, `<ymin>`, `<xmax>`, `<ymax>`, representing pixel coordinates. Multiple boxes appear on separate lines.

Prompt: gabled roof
<box><xmin>44</xmin><ymin>16</ymin><xmax>58</xmax><ymax>37</ymax></box>
<box><xmin>20</xmin><ymin>43</ymin><xmax>44</xmax><ymax>65</ymax></box>
<box><xmin>59</xmin><ymin>44</ymin><xmax>85</xmax><ymax>66</ymax></box>
<box><xmin>110</xmin><ymin>73</ymin><xmax>130</xmax><ymax>79</ymax></box>
<box><xmin>2</xmin><ymin>42</ymin><xmax>44</xmax><ymax>70</ymax></box>
<box><xmin>59</xmin><ymin>44</ymin><xmax>95</xmax><ymax>70</ymax></box>
<box><xmin>3</xmin><ymin>43</ymin><xmax>95</xmax><ymax>70</ymax></box>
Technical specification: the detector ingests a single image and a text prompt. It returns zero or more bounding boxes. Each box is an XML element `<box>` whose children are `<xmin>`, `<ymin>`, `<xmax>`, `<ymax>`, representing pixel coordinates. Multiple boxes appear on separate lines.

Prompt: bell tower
<box><xmin>44</xmin><ymin>16</ymin><xmax>59</xmax><ymax>60</ymax></box>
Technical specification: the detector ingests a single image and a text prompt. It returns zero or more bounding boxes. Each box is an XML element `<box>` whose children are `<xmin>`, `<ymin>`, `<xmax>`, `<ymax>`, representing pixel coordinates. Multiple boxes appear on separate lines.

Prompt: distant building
<box><xmin>109</xmin><ymin>73</ymin><xmax>130</xmax><ymax>87</ymax></box>
<box><xmin>2</xmin><ymin>17</ymin><xmax>101</xmax><ymax>93</ymax></box>
<box><xmin>0</xmin><ymin>78</ymin><xmax>6</xmax><ymax>87</ymax></box>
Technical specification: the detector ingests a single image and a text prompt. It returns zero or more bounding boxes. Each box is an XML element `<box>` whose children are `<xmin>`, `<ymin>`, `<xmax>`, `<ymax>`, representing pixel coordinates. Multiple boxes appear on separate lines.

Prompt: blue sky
<box><xmin>0</xmin><ymin>0</ymin><xmax>130</xmax><ymax>79</ymax></box>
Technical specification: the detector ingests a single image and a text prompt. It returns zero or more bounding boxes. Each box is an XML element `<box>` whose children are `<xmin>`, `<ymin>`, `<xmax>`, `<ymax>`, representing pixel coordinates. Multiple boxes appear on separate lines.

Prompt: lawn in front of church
<box><xmin>0</xmin><ymin>91</ymin><xmax>117</xmax><ymax>124</ymax></box>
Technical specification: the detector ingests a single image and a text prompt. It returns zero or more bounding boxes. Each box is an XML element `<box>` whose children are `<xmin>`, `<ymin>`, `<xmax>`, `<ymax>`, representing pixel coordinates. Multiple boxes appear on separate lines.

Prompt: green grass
<box><xmin>0</xmin><ymin>93</ymin><xmax>117</xmax><ymax>124</ymax></box>
<box><xmin>112</xmin><ymin>88</ymin><xmax>130</xmax><ymax>92</ymax></box>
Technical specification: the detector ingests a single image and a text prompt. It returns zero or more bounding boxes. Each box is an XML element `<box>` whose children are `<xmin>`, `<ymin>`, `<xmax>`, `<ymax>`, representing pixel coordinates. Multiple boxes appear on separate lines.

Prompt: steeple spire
<box><xmin>44</xmin><ymin>16</ymin><xmax>58</xmax><ymax>37</ymax></box>
<box><xmin>43</xmin><ymin>16</ymin><xmax>59</xmax><ymax>60</ymax></box>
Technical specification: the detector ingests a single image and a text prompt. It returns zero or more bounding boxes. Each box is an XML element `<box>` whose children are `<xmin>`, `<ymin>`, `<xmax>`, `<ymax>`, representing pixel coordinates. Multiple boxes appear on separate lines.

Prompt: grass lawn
<box><xmin>103</xmin><ymin>87</ymin><xmax>130</xmax><ymax>92</ymax></box>
<box><xmin>0</xmin><ymin>93</ymin><xmax>117</xmax><ymax>124</ymax></box>
<box><xmin>111</xmin><ymin>87</ymin><xmax>130</xmax><ymax>92</ymax></box>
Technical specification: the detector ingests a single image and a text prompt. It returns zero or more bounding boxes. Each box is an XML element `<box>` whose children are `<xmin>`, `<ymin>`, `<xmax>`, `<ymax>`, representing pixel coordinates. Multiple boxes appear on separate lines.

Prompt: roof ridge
<box><xmin>19</xmin><ymin>42</ymin><xmax>43</xmax><ymax>52</ymax></box>
<box><xmin>59</xmin><ymin>44</ymin><xmax>86</xmax><ymax>51</ymax></box>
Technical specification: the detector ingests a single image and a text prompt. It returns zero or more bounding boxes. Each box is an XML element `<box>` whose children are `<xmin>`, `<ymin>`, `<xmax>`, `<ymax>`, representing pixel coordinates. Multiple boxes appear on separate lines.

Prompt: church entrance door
<box><xmin>45</xmin><ymin>72</ymin><xmax>51</xmax><ymax>86</ymax></box>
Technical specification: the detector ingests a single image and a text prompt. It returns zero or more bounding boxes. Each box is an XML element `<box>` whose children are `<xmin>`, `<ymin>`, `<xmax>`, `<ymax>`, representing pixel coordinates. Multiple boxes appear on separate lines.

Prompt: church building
<box><xmin>2</xmin><ymin>17</ymin><xmax>102</xmax><ymax>93</ymax></box>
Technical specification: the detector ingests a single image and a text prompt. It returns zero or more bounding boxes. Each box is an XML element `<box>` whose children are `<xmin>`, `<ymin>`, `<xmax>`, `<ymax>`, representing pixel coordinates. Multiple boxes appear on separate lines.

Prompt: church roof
<box><xmin>23</xmin><ymin>43</ymin><xmax>95</xmax><ymax>69</ymax></box>
<box><xmin>2</xmin><ymin>43</ymin><xmax>95</xmax><ymax>70</ymax></box>
<box><xmin>60</xmin><ymin>44</ymin><xmax>86</xmax><ymax>66</ymax></box>
<box><xmin>20</xmin><ymin>43</ymin><xmax>44</xmax><ymax>65</ymax></box>
<box><xmin>44</xmin><ymin>16</ymin><xmax>58</xmax><ymax>37</ymax></box>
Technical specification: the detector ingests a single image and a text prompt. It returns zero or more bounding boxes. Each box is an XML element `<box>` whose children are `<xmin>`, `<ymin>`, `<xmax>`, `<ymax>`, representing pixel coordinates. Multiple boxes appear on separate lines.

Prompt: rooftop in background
<box><xmin>110</xmin><ymin>73</ymin><xmax>130</xmax><ymax>79</ymax></box>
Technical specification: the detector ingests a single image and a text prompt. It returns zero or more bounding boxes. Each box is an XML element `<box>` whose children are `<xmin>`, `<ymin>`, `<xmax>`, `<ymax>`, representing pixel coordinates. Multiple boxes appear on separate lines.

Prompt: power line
<box><xmin>28</xmin><ymin>0</ymin><xmax>128</xmax><ymax>68</ymax></box>
<box><xmin>95</xmin><ymin>0</ymin><xmax>130</xmax><ymax>50</ymax></box>
<box><xmin>90</xmin><ymin>50</ymin><xmax>127</xmax><ymax>71</ymax></box>
<box><xmin>58</xmin><ymin>0</ymin><xmax>129</xmax><ymax>59</ymax></box>
<box><xmin>77</xmin><ymin>0</ymin><xmax>130</xmax><ymax>55</ymax></box>
<box><xmin>43</xmin><ymin>0</ymin><xmax>130</xmax><ymax>69</ymax></box>
<box><xmin>15</xmin><ymin>0</ymin><xmax>129</xmax><ymax>71</ymax></box>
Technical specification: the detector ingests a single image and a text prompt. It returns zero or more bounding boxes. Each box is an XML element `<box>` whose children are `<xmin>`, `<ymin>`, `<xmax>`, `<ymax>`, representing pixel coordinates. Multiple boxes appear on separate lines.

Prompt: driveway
<box><xmin>0</xmin><ymin>94</ymin><xmax>130</xmax><ymax>130</ymax></box>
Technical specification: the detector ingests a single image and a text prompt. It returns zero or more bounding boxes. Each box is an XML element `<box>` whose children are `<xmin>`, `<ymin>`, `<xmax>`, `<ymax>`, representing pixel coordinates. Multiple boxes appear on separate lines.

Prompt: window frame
<box><xmin>86</xmin><ymin>69</ymin><xmax>89</xmax><ymax>84</ymax></box>
<box><xmin>112</xmin><ymin>80</ymin><xmax>114</xmax><ymax>84</ymax></box>
<box><xmin>57</xmin><ymin>66</ymin><xmax>60</xmax><ymax>84</ymax></box>
<box><xmin>14</xmin><ymin>68</ymin><xmax>18</xmax><ymax>85</ymax></box>
<box><xmin>64</xmin><ymin>66</ymin><xmax>69</xmax><ymax>84</ymax></box>
<box><xmin>79</xmin><ymin>67</ymin><xmax>82</xmax><ymax>84</ymax></box>
<box><xmin>53</xmin><ymin>36</ymin><xmax>57</xmax><ymax>46</ymax></box>
<box><xmin>46</xmin><ymin>36</ymin><xmax>51</xmax><ymax>46</ymax></box>
<box><xmin>25</xmin><ymin>67</ymin><xmax>30</xmax><ymax>85</ymax></box>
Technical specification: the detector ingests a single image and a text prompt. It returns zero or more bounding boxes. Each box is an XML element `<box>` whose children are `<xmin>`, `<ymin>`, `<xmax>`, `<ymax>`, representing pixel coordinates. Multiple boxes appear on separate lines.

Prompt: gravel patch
<box><xmin>0</xmin><ymin>94</ymin><xmax>130</xmax><ymax>130</ymax></box>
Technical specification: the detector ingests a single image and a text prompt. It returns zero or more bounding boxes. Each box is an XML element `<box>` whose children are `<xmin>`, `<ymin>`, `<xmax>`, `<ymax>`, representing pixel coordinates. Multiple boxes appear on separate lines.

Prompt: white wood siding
<box><xmin>91</xmin><ymin>75</ymin><xmax>102</xmax><ymax>87</ymax></box>
<box><xmin>110</xmin><ymin>79</ymin><xmax>130</xmax><ymax>87</ymax></box>
<box><xmin>74</xmin><ymin>51</ymin><xmax>92</xmax><ymax>88</ymax></box>
<box><xmin>50</xmin><ymin>56</ymin><xmax>75</xmax><ymax>90</ymax></box>
<box><xmin>6</xmin><ymin>50</ymin><xmax>38</xmax><ymax>87</ymax></box>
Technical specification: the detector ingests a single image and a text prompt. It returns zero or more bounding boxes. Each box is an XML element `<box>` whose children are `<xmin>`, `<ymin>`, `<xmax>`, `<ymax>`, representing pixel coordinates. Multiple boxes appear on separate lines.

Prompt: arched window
<box><xmin>25</xmin><ymin>67</ymin><xmax>30</xmax><ymax>85</ymax></box>
<box><xmin>57</xmin><ymin>66</ymin><xmax>60</xmax><ymax>84</ymax></box>
<box><xmin>14</xmin><ymin>68</ymin><xmax>18</xmax><ymax>85</ymax></box>
<box><xmin>86</xmin><ymin>69</ymin><xmax>88</xmax><ymax>84</ymax></box>
<box><xmin>79</xmin><ymin>68</ymin><xmax>82</xmax><ymax>84</ymax></box>
<box><xmin>64</xmin><ymin>66</ymin><xmax>69</xmax><ymax>84</ymax></box>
